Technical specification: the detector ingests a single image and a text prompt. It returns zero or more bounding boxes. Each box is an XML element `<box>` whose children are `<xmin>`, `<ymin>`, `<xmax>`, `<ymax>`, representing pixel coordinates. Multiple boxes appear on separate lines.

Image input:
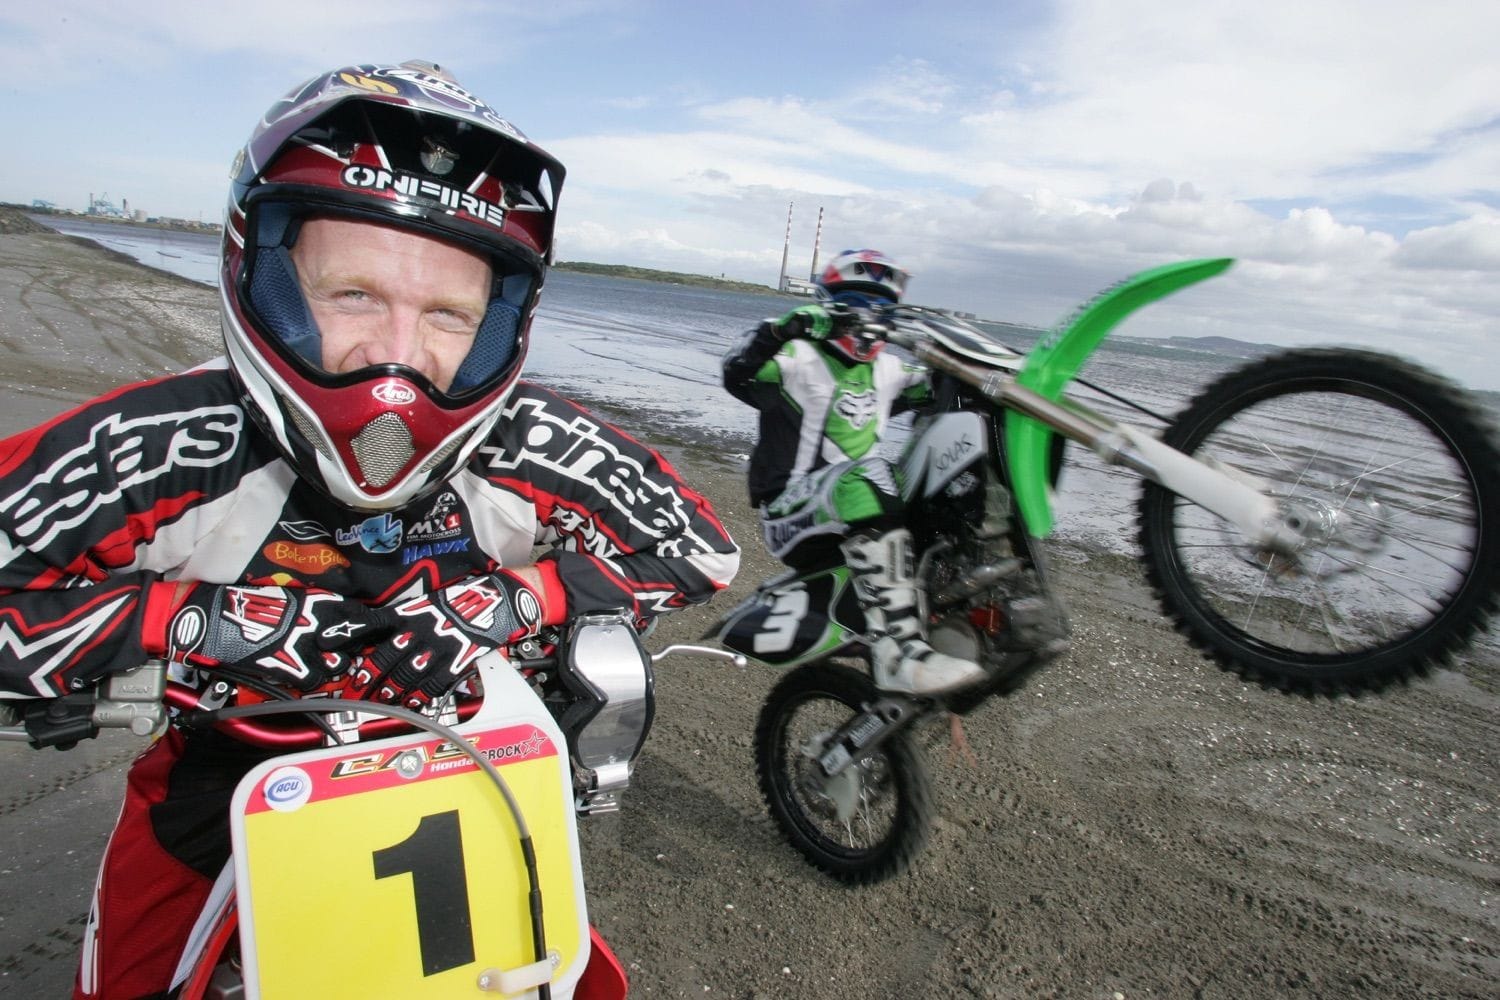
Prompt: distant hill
<box><xmin>968</xmin><ymin>318</ymin><xmax>1277</xmax><ymax>363</ymax></box>
<box><xmin>555</xmin><ymin>261</ymin><xmax>786</xmax><ymax>297</ymax></box>
<box><xmin>1147</xmin><ymin>335</ymin><xmax>1280</xmax><ymax>359</ymax></box>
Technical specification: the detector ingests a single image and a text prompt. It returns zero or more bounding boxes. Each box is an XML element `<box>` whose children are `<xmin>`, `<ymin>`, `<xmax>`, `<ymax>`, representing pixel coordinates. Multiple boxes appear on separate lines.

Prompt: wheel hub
<box><xmin>1238</xmin><ymin>480</ymin><xmax>1392</xmax><ymax>581</ymax></box>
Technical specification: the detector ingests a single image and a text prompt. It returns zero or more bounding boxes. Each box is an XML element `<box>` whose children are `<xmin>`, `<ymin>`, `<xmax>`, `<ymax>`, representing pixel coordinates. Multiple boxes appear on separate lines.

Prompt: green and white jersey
<box><xmin>723</xmin><ymin>320</ymin><xmax>931</xmax><ymax>506</ymax></box>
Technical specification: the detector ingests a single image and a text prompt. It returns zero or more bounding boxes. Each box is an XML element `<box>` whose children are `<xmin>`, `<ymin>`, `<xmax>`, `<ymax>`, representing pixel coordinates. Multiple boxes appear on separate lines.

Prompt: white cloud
<box><xmin>1396</xmin><ymin>215</ymin><xmax>1500</xmax><ymax>270</ymax></box>
<box><xmin>958</xmin><ymin>0</ymin><xmax>1500</xmax><ymax>205</ymax></box>
<box><xmin>4</xmin><ymin>1</ymin><xmax>1498</xmax><ymax>389</ymax></box>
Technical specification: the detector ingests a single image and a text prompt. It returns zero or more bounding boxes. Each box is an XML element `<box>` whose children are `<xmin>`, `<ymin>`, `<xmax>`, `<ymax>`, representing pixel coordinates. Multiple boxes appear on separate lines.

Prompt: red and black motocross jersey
<box><xmin>0</xmin><ymin>360</ymin><xmax>740</xmax><ymax>697</ymax></box>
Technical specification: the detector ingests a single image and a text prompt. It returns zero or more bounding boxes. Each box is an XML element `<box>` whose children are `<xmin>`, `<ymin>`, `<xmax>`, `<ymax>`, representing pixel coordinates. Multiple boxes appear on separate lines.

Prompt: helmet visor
<box><xmin>852</xmin><ymin>261</ymin><xmax>907</xmax><ymax>297</ymax></box>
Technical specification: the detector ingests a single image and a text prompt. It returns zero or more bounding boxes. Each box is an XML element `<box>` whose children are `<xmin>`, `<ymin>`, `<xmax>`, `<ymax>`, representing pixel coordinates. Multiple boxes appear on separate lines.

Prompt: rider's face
<box><xmin>291</xmin><ymin>217</ymin><xmax>492</xmax><ymax>393</ymax></box>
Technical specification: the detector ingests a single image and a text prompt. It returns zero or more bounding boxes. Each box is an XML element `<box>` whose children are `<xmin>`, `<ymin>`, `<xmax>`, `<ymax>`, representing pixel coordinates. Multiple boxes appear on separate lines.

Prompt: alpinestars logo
<box><xmin>0</xmin><ymin>591</ymin><xmax>137</xmax><ymax>696</ymax></box>
<box><xmin>0</xmin><ymin>406</ymin><xmax>241</xmax><ymax>551</ymax></box>
<box><xmin>446</xmin><ymin>579</ymin><xmax>505</xmax><ymax>630</ymax></box>
<box><xmin>224</xmin><ymin>587</ymin><xmax>291</xmax><ymax>644</ymax></box>
<box><xmin>480</xmin><ymin>396</ymin><xmax>690</xmax><ymax>543</ymax></box>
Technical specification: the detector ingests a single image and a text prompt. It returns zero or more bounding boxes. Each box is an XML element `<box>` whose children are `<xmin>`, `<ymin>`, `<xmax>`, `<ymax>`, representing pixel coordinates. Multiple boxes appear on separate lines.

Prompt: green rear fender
<box><xmin>1006</xmin><ymin>258</ymin><xmax>1235</xmax><ymax>537</ymax></box>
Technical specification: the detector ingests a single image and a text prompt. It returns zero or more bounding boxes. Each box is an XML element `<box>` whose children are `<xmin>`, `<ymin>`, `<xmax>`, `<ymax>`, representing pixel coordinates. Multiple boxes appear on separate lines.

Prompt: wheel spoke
<box><xmin>755</xmin><ymin>664</ymin><xmax>932</xmax><ymax>883</ymax></box>
<box><xmin>1139</xmin><ymin>350</ymin><xmax>1499</xmax><ymax>691</ymax></box>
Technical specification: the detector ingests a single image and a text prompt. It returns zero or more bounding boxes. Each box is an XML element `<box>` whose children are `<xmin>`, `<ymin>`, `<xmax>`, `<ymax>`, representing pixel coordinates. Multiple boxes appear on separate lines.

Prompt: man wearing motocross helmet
<box><xmin>0</xmin><ymin>61</ymin><xmax>739</xmax><ymax>999</ymax></box>
<box><xmin>722</xmin><ymin>249</ymin><xmax>984</xmax><ymax>696</ymax></box>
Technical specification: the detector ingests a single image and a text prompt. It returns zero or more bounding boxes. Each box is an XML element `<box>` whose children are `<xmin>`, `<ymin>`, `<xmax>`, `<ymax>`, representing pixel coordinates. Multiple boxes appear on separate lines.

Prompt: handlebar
<box><xmin>1</xmin><ymin>663</ymin><xmax>170</xmax><ymax>748</ymax></box>
<box><xmin>835</xmin><ymin>302</ymin><xmax>1014</xmax><ymax>357</ymax></box>
<box><xmin>1</xmin><ymin>636</ymin><xmax>745</xmax><ymax>752</ymax></box>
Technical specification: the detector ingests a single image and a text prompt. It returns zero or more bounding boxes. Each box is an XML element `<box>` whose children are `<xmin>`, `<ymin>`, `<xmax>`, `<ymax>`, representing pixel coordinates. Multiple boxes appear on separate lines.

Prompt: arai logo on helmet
<box><xmin>372</xmin><ymin>382</ymin><xmax>417</xmax><ymax>406</ymax></box>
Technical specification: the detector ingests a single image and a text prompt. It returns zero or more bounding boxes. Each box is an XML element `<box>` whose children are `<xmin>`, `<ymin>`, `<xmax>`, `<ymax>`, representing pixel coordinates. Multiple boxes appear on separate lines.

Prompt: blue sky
<box><xmin>4</xmin><ymin>0</ymin><xmax>1500</xmax><ymax>389</ymax></box>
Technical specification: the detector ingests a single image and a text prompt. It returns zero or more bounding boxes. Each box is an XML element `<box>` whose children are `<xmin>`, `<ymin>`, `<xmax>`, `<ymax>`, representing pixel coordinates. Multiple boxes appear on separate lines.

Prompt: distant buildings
<box><xmin>10</xmin><ymin>196</ymin><xmax>220</xmax><ymax>234</ymax></box>
<box><xmin>87</xmin><ymin>193</ymin><xmax>127</xmax><ymax>218</ymax></box>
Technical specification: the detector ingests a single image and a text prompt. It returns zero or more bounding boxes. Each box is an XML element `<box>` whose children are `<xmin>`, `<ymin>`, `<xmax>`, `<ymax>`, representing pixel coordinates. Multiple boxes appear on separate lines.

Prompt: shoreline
<box><xmin>1</xmin><ymin>212</ymin><xmax>1496</xmax><ymax>1000</ymax></box>
<box><xmin>3</xmin><ymin>202</ymin><xmax>219</xmax><ymax>237</ymax></box>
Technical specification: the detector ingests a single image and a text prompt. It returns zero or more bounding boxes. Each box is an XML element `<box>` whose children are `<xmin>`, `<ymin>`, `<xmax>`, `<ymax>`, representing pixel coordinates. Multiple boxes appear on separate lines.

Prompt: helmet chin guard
<box><xmin>223</xmin><ymin>302</ymin><xmax>507</xmax><ymax>510</ymax></box>
<box><xmin>824</xmin><ymin>329</ymin><xmax>885</xmax><ymax>364</ymax></box>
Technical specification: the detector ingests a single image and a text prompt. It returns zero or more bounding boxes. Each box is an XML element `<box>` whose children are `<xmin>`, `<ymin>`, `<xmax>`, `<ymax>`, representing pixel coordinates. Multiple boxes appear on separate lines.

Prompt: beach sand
<box><xmin>0</xmin><ymin>213</ymin><xmax>1495</xmax><ymax>999</ymax></box>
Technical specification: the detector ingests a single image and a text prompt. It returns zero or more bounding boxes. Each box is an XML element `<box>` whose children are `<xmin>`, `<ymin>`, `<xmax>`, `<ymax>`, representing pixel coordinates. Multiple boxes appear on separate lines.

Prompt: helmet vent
<box><xmin>285</xmin><ymin>402</ymin><xmax>334</xmax><ymax>460</ymax></box>
<box><xmin>353</xmin><ymin>413</ymin><xmax>415</xmax><ymax>488</ymax></box>
<box><xmin>417</xmin><ymin>432</ymin><xmax>469</xmax><ymax>475</ymax></box>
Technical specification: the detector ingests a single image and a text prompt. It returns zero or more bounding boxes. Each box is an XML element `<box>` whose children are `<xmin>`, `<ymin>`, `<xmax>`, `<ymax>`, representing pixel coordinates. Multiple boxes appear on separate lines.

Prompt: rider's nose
<box><xmin>367</xmin><ymin>312</ymin><xmax>435</xmax><ymax>379</ymax></box>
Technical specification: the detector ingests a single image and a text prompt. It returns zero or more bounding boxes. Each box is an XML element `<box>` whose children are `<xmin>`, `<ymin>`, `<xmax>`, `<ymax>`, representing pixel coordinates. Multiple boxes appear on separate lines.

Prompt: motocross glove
<box><xmin>774</xmin><ymin>304</ymin><xmax>841</xmax><ymax>341</ymax></box>
<box><xmin>141</xmin><ymin>582</ymin><xmax>382</xmax><ymax>691</ymax></box>
<box><xmin>352</xmin><ymin>569</ymin><xmax>552</xmax><ymax>710</ymax></box>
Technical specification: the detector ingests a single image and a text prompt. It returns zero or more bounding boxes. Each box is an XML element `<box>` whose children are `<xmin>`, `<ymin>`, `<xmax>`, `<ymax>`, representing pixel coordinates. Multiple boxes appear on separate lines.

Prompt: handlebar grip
<box><xmin>881</xmin><ymin>324</ymin><xmax>917</xmax><ymax>350</ymax></box>
<box><xmin>21</xmin><ymin>695</ymin><xmax>100</xmax><ymax>749</ymax></box>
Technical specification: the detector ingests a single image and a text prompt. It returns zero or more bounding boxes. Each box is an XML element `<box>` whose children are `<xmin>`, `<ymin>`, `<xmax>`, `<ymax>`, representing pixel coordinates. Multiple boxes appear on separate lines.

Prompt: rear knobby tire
<box><xmin>754</xmin><ymin>662</ymin><xmax>932</xmax><ymax>884</ymax></box>
<box><xmin>1139</xmin><ymin>348</ymin><xmax>1500</xmax><ymax>695</ymax></box>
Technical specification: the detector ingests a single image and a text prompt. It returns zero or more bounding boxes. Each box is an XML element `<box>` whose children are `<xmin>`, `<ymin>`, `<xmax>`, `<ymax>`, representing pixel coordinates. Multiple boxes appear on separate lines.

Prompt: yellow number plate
<box><xmin>229</xmin><ymin>716</ymin><xmax>587</xmax><ymax>998</ymax></box>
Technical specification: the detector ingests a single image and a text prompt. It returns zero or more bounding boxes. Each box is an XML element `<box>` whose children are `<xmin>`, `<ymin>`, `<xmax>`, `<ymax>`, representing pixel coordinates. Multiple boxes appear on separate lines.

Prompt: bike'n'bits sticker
<box><xmin>261</xmin><ymin>766</ymin><xmax>313</xmax><ymax>812</ymax></box>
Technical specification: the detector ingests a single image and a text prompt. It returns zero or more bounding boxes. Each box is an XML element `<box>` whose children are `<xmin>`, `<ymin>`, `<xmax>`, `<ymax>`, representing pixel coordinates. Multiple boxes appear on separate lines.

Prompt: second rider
<box><xmin>722</xmin><ymin>249</ymin><xmax>986</xmax><ymax>697</ymax></box>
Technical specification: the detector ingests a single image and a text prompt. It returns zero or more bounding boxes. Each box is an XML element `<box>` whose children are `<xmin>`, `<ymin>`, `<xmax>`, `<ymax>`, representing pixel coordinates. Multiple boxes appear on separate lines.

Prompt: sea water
<box><xmin>37</xmin><ymin>215</ymin><xmax>220</xmax><ymax>286</ymax></box>
<box><xmin>20</xmin><ymin>215</ymin><xmax>1254</xmax><ymax>549</ymax></box>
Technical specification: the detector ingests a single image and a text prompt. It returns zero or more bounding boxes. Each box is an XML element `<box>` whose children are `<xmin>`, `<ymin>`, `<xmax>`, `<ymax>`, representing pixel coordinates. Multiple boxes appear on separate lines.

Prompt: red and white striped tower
<box><xmin>777</xmin><ymin>202</ymin><xmax>794</xmax><ymax>291</ymax></box>
<box><xmin>808</xmin><ymin>206</ymin><xmax>824</xmax><ymax>280</ymax></box>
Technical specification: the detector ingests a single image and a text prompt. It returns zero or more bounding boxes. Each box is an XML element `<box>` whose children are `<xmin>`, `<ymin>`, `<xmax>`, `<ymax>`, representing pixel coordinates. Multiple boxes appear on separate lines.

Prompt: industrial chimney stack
<box><xmin>777</xmin><ymin>201</ymin><xmax>794</xmax><ymax>292</ymax></box>
<box><xmin>808</xmin><ymin>206</ymin><xmax>824</xmax><ymax>281</ymax></box>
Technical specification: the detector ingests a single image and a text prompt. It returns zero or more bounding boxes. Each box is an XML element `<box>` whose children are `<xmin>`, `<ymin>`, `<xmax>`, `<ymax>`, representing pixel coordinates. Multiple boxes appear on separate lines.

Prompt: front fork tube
<box><xmin>815</xmin><ymin>695</ymin><xmax>926</xmax><ymax>777</ymax></box>
<box><xmin>914</xmin><ymin>344</ymin><xmax>1289</xmax><ymax>548</ymax></box>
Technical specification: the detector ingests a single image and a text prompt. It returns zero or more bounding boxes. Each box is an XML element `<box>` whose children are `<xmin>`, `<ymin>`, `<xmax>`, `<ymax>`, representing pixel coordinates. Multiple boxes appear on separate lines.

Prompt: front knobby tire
<box><xmin>754</xmin><ymin>662</ymin><xmax>932</xmax><ymax>884</ymax></box>
<box><xmin>1140</xmin><ymin>348</ymin><xmax>1500</xmax><ymax>695</ymax></box>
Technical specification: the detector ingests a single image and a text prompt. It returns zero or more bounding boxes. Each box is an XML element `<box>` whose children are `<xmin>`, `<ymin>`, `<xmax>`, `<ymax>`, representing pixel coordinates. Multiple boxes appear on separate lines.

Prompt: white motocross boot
<box><xmin>841</xmin><ymin>528</ymin><xmax>986</xmax><ymax>696</ymax></box>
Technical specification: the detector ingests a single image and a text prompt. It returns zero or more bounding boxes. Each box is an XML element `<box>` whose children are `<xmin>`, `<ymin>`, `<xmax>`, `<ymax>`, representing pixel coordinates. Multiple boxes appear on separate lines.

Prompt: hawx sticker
<box><xmin>401</xmin><ymin>538</ymin><xmax>471</xmax><ymax>565</ymax></box>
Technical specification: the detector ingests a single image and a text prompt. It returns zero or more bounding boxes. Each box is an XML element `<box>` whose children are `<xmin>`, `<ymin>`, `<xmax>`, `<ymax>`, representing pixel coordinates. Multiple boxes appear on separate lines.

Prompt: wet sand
<box><xmin>0</xmin><ymin>214</ymin><xmax>1495</xmax><ymax>999</ymax></box>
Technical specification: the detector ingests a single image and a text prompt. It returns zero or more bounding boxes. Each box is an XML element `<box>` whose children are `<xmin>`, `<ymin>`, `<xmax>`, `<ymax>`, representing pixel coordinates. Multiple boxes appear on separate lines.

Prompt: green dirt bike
<box><xmin>709</xmin><ymin>258</ymin><xmax>1500</xmax><ymax>884</ymax></box>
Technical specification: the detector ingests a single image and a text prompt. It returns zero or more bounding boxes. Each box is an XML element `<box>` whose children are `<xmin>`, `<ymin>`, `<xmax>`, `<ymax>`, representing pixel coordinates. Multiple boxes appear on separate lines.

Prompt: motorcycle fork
<box><xmin>813</xmin><ymin>694</ymin><xmax>926</xmax><ymax>778</ymax></box>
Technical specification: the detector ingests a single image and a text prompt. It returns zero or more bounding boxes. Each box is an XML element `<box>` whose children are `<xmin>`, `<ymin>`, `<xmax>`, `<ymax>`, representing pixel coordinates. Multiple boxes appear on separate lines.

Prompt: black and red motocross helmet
<box><xmin>221</xmin><ymin>60</ymin><xmax>566</xmax><ymax>510</ymax></box>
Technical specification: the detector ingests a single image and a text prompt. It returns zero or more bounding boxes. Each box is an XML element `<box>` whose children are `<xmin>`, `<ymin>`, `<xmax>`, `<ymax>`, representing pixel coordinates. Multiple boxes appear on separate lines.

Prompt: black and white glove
<box><xmin>352</xmin><ymin>570</ymin><xmax>549</xmax><ymax>710</ymax></box>
<box><xmin>143</xmin><ymin>582</ymin><xmax>381</xmax><ymax>691</ymax></box>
